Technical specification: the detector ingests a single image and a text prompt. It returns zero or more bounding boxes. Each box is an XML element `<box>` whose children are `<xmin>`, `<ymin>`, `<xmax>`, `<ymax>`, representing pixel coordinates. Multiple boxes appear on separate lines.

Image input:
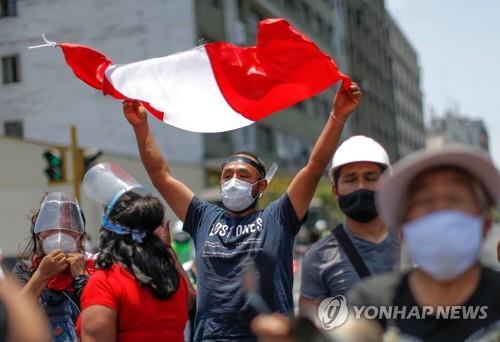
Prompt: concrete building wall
<box><xmin>387</xmin><ymin>14</ymin><xmax>425</xmax><ymax>157</ymax></box>
<box><xmin>0</xmin><ymin>0</ymin><xmax>203</xmax><ymax>165</ymax></box>
<box><xmin>342</xmin><ymin>0</ymin><xmax>398</xmax><ymax>160</ymax></box>
<box><xmin>0</xmin><ymin>136</ymin><xmax>205</xmax><ymax>259</ymax></box>
<box><xmin>427</xmin><ymin>114</ymin><xmax>489</xmax><ymax>153</ymax></box>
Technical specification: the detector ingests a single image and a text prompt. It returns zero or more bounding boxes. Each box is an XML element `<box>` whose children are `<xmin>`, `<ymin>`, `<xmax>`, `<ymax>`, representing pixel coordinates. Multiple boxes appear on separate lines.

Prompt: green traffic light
<box><xmin>49</xmin><ymin>158</ymin><xmax>61</xmax><ymax>167</ymax></box>
<box><xmin>43</xmin><ymin>149</ymin><xmax>64</xmax><ymax>182</ymax></box>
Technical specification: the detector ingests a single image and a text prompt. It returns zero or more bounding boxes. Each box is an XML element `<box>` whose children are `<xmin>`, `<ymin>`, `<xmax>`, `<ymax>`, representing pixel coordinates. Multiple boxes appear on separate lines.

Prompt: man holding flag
<box><xmin>123</xmin><ymin>78</ymin><xmax>359</xmax><ymax>340</ymax></box>
<box><xmin>32</xmin><ymin>16</ymin><xmax>359</xmax><ymax>340</ymax></box>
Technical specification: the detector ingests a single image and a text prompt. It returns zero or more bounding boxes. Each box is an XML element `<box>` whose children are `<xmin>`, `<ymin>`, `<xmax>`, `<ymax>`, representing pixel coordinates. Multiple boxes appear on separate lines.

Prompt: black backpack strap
<box><xmin>333</xmin><ymin>224</ymin><xmax>371</xmax><ymax>278</ymax></box>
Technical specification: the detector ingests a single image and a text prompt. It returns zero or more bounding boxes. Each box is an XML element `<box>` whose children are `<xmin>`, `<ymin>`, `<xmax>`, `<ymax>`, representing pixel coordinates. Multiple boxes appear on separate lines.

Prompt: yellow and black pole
<box><xmin>70</xmin><ymin>125</ymin><xmax>84</xmax><ymax>202</ymax></box>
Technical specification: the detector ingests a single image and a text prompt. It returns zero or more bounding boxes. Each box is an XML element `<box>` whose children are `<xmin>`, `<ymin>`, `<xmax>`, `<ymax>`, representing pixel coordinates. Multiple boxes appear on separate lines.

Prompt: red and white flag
<box><xmin>48</xmin><ymin>19</ymin><xmax>350</xmax><ymax>132</ymax></box>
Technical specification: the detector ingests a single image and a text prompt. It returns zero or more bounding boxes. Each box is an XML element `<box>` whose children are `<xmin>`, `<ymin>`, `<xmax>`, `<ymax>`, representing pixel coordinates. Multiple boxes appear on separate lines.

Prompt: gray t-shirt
<box><xmin>300</xmin><ymin>224</ymin><xmax>399</xmax><ymax>300</ymax></box>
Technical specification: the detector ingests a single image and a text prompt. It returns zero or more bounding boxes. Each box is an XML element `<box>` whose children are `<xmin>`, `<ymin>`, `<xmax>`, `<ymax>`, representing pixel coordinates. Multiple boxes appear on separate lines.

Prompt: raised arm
<box><xmin>287</xmin><ymin>84</ymin><xmax>361</xmax><ymax>221</ymax></box>
<box><xmin>0</xmin><ymin>277</ymin><xmax>50</xmax><ymax>342</ymax></box>
<box><xmin>123</xmin><ymin>100</ymin><xmax>194</xmax><ymax>221</ymax></box>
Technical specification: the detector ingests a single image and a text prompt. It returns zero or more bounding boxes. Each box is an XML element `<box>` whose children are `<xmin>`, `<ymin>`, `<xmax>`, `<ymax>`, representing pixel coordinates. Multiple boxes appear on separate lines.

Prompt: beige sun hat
<box><xmin>376</xmin><ymin>145</ymin><xmax>500</xmax><ymax>230</ymax></box>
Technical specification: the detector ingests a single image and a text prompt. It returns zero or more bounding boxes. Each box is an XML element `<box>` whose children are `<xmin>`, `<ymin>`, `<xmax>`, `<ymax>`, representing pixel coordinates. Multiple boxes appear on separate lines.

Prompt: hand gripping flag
<box><xmin>33</xmin><ymin>19</ymin><xmax>351</xmax><ymax>133</ymax></box>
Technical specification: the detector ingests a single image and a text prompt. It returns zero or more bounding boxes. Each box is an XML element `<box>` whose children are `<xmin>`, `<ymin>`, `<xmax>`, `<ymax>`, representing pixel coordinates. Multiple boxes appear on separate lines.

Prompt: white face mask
<box><xmin>42</xmin><ymin>232</ymin><xmax>78</xmax><ymax>254</ymax></box>
<box><xmin>403</xmin><ymin>210</ymin><xmax>483</xmax><ymax>281</ymax></box>
<box><xmin>221</xmin><ymin>178</ymin><xmax>261</xmax><ymax>212</ymax></box>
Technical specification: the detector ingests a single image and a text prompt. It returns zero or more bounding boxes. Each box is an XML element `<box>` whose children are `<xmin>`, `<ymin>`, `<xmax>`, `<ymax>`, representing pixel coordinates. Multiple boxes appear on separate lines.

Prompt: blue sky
<box><xmin>385</xmin><ymin>0</ymin><xmax>500</xmax><ymax>165</ymax></box>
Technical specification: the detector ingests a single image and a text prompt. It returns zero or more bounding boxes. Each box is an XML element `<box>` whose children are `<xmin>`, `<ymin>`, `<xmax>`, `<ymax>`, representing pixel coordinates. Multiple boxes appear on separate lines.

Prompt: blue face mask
<box><xmin>403</xmin><ymin>210</ymin><xmax>483</xmax><ymax>281</ymax></box>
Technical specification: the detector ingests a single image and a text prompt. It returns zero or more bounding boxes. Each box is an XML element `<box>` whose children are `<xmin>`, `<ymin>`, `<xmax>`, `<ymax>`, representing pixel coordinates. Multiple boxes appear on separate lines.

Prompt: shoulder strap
<box><xmin>333</xmin><ymin>225</ymin><xmax>371</xmax><ymax>279</ymax></box>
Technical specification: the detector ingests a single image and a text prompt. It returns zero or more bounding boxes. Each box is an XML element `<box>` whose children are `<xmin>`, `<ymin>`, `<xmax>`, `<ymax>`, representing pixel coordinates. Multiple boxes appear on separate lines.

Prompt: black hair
<box><xmin>96</xmin><ymin>191</ymin><xmax>180</xmax><ymax>300</ymax></box>
<box><xmin>19</xmin><ymin>209</ymin><xmax>41</xmax><ymax>261</ymax></box>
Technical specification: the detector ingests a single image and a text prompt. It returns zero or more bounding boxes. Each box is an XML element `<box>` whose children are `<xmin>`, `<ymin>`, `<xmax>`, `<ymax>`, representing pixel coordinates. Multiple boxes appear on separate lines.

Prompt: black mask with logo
<box><xmin>338</xmin><ymin>189</ymin><xmax>378</xmax><ymax>223</ymax></box>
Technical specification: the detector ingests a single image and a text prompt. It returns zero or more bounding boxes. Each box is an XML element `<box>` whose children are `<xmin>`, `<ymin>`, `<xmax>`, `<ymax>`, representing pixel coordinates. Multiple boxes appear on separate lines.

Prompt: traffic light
<box><xmin>43</xmin><ymin>148</ymin><xmax>65</xmax><ymax>183</ymax></box>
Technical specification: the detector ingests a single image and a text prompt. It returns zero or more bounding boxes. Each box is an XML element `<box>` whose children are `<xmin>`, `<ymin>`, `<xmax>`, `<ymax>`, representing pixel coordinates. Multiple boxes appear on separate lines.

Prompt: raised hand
<box><xmin>332</xmin><ymin>82</ymin><xmax>362</xmax><ymax>121</ymax></box>
<box><xmin>66</xmin><ymin>253</ymin><xmax>88</xmax><ymax>277</ymax></box>
<box><xmin>36</xmin><ymin>249</ymin><xmax>68</xmax><ymax>280</ymax></box>
<box><xmin>123</xmin><ymin>100</ymin><xmax>148</xmax><ymax>127</ymax></box>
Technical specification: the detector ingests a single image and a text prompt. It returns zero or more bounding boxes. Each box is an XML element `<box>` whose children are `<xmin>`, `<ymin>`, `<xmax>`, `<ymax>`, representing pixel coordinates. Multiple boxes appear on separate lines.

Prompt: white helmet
<box><xmin>329</xmin><ymin>135</ymin><xmax>390</xmax><ymax>182</ymax></box>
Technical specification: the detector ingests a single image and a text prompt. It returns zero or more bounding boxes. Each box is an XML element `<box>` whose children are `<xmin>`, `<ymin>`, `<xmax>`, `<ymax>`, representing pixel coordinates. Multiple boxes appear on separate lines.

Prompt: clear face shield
<box><xmin>83</xmin><ymin>162</ymin><xmax>150</xmax><ymax>242</ymax></box>
<box><xmin>34</xmin><ymin>192</ymin><xmax>85</xmax><ymax>254</ymax></box>
<box><xmin>82</xmin><ymin>162</ymin><xmax>148</xmax><ymax>209</ymax></box>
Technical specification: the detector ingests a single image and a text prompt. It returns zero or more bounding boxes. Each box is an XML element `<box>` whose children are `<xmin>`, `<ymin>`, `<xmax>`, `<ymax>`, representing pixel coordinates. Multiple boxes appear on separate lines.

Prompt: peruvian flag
<box><xmin>56</xmin><ymin>19</ymin><xmax>350</xmax><ymax>133</ymax></box>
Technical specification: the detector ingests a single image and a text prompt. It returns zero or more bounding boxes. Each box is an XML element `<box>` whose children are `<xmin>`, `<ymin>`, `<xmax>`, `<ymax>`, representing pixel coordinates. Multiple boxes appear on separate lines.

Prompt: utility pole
<box><xmin>70</xmin><ymin>126</ymin><xmax>83</xmax><ymax>202</ymax></box>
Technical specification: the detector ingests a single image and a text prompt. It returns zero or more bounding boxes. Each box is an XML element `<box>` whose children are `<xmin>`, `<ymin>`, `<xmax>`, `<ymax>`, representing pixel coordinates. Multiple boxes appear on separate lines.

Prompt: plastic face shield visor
<box><xmin>34</xmin><ymin>192</ymin><xmax>85</xmax><ymax>235</ymax></box>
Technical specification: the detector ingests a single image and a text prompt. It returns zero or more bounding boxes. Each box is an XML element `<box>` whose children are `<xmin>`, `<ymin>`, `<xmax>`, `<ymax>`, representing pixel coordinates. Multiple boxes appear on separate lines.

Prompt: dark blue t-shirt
<box><xmin>184</xmin><ymin>194</ymin><xmax>305</xmax><ymax>341</ymax></box>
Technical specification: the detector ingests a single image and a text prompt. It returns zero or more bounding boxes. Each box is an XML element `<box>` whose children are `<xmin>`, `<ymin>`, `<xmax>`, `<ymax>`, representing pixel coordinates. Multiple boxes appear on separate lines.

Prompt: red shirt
<box><xmin>78</xmin><ymin>264</ymin><xmax>188</xmax><ymax>342</ymax></box>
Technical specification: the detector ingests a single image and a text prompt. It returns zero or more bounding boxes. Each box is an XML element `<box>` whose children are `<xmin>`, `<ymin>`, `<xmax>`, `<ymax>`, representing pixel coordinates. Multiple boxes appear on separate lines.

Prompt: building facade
<box><xmin>342</xmin><ymin>0</ymin><xmax>398</xmax><ymax>159</ymax></box>
<box><xmin>0</xmin><ymin>0</ymin><xmax>203</xmax><ymax>164</ymax></box>
<box><xmin>427</xmin><ymin>113</ymin><xmax>489</xmax><ymax>153</ymax></box>
<box><xmin>387</xmin><ymin>14</ymin><xmax>425</xmax><ymax>157</ymax></box>
<box><xmin>195</xmin><ymin>0</ymin><xmax>350</xmax><ymax>183</ymax></box>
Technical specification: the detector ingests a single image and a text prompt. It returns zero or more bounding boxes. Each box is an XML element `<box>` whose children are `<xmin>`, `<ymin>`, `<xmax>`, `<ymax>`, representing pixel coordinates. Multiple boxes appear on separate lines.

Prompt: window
<box><xmin>0</xmin><ymin>0</ymin><xmax>16</xmax><ymax>17</ymax></box>
<box><xmin>211</xmin><ymin>0</ymin><xmax>221</xmax><ymax>8</ymax></box>
<box><xmin>237</xmin><ymin>0</ymin><xmax>245</xmax><ymax>21</ymax></box>
<box><xmin>320</xmin><ymin>100</ymin><xmax>330</xmax><ymax>120</ymax></box>
<box><xmin>4</xmin><ymin>120</ymin><xmax>23</xmax><ymax>138</ymax></box>
<box><xmin>300</xmin><ymin>3</ymin><xmax>311</xmax><ymax>24</ymax></box>
<box><xmin>305</xmin><ymin>99</ymin><xmax>315</xmax><ymax>118</ymax></box>
<box><xmin>247</xmin><ymin>8</ymin><xmax>263</xmax><ymax>34</ymax></box>
<box><xmin>327</xmin><ymin>25</ymin><xmax>333</xmax><ymax>43</ymax></box>
<box><xmin>294</xmin><ymin>100</ymin><xmax>305</xmax><ymax>111</ymax></box>
<box><xmin>257</xmin><ymin>125</ymin><xmax>274</xmax><ymax>152</ymax></box>
<box><xmin>311</xmin><ymin>15</ymin><xmax>320</xmax><ymax>34</ymax></box>
<box><xmin>2</xmin><ymin>55</ymin><xmax>20</xmax><ymax>84</ymax></box>
<box><xmin>355</xmin><ymin>8</ymin><xmax>363</xmax><ymax>26</ymax></box>
<box><xmin>284</xmin><ymin>0</ymin><xmax>297</xmax><ymax>11</ymax></box>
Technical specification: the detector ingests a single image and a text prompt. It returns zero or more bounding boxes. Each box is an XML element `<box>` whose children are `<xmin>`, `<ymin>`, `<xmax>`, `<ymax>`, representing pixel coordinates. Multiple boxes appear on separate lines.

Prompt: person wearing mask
<box><xmin>347</xmin><ymin>146</ymin><xmax>500</xmax><ymax>341</ymax></box>
<box><xmin>123</xmin><ymin>82</ymin><xmax>361</xmax><ymax>341</ymax></box>
<box><xmin>79</xmin><ymin>178</ymin><xmax>190</xmax><ymax>341</ymax></box>
<box><xmin>299</xmin><ymin>136</ymin><xmax>399</xmax><ymax>316</ymax></box>
<box><xmin>12</xmin><ymin>192</ymin><xmax>93</xmax><ymax>342</ymax></box>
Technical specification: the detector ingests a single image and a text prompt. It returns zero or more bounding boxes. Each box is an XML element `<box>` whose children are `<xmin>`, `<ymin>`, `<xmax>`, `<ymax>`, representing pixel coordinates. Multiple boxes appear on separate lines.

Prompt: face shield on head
<box><xmin>83</xmin><ymin>162</ymin><xmax>150</xmax><ymax>243</ymax></box>
<box><xmin>34</xmin><ymin>192</ymin><xmax>85</xmax><ymax>254</ymax></box>
<box><xmin>34</xmin><ymin>192</ymin><xmax>85</xmax><ymax>235</ymax></box>
<box><xmin>83</xmin><ymin>162</ymin><xmax>149</xmax><ymax>211</ymax></box>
